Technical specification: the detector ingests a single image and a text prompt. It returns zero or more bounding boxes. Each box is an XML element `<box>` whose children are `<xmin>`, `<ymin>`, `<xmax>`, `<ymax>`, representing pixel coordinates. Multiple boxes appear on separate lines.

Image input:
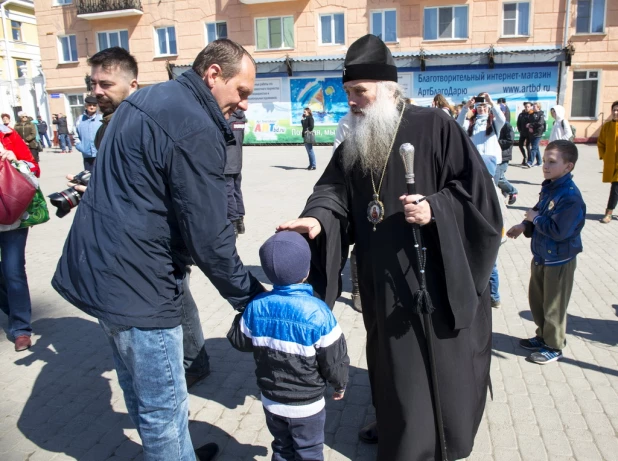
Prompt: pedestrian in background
<box><xmin>507</xmin><ymin>140</ymin><xmax>585</xmax><ymax>364</ymax></box>
<box><xmin>225</xmin><ymin>109</ymin><xmax>247</xmax><ymax>236</ymax></box>
<box><xmin>497</xmin><ymin>105</ymin><xmax>518</xmax><ymax>205</ymax></box>
<box><xmin>53</xmin><ymin>113</ymin><xmax>72</xmax><ymax>153</ymax></box>
<box><xmin>597</xmin><ymin>100</ymin><xmax>618</xmax><ymax>224</ymax></box>
<box><xmin>36</xmin><ymin>116</ymin><xmax>52</xmax><ymax>148</ymax></box>
<box><xmin>14</xmin><ymin>111</ymin><xmax>40</xmax><ymax>163</ymax></box>
<box><xmin>526</xmin><ymin>102</ymin><xmax>545</xmax><ymax>168</ymax></box>
<box><xmin>549</xmin><ymin>105</ymin><xmax>573</xmax><ymax>142</ymax></box>
<box><xmin>517</xmin><ymin>102</ymin><xmax>532</xmax><ymax>165</ymax></box>
<box><xmin>432</xmin><ymin>93</ymin><xmax>453</xmax><ymax>116</ymax></box>
<box><xmin>301</xmin><ymin>107</ymin><xmax>316</xmax><ymax>170</ymax></box>
<box><xmin>2</xmin><ymin>113</ymin><xmax>12</xmax><ymax>128</ymax></box>
<box><xmin>74</xmin><ymin>95</ymin><xmax>102</xmax><ymax>172</ymax></box>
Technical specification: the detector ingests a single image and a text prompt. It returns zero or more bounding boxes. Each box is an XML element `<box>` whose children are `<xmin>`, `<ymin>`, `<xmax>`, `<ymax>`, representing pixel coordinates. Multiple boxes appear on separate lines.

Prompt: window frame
<box><xmin>67</xmin><ymin>94</ymin><xmax>85</xmax><ymax>131</ymax></box>
<box><xmin>11</xmin><ymin>20</ymin><xmax>22</xmax><ymax>42</ymax></box>
<box><xmin>254</xmin><ymin>15</ymin><xmax>295</xmax><ymax>51</ymax></box>
<box><xmin>318</xmin><ymin>12</ymin><xmax>345</xmax><ymax>46</ymax></box>
<box><xmin>370</xmin><ymin>9</ymin><xmax>398</xmax><ymax>43</ymax></box>
<box><xmin>58</xmin><ymin>34</ymin><xmax>78</xmax><ymax>64</ymax></box>
<box><xmin>15</xmin><ymin>59</ymin><xmax>27</xmax><ymax>78</ymax></box>
<box><xmin>574</xmin><ymin>0</ymin><xmax>606</xmax><ymax>35</ymax></box>
<box><xmin>423</xmin><ymin>5</ymin><xmax>469</xmax><ymax>41</ymax></box>
<box><xmin>501</xmin><ymin>1</ymin><xmax>531</xmax><ymax>38</ymax></box>
<box><xmin>570</xmin><ymin>69</ymin><xmax>601</xmax><ymax>120</ymax></box>
<box><xmin>154</xmin><ymin>26</ymin><xmax>178</xmax><ymax>57</ymax></box>
<box><xmin>96</xmin><ymin>29</ymin><xmax>130</xmax><ymax>52</ymax></box>
<box><xmin>53</xmin><ymin>0</ymin><xmax>72</xmax><ymax>5</ymax></box>
<box><xmin>205</xmin><ymin>21</ymin><xmax>228</xmax><ymax>44</ymax></box>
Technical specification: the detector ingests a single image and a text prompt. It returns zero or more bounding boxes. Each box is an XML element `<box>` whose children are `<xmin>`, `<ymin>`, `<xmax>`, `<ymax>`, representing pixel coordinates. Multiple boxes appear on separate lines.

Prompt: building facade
<box><xmin>1</xmin><ymin>0</ymin><xmax>47</xmax><ymax>123</ymax></box>
<box><xmin>34</xmin><ymin>0</ymin><xmax>617</xmax><ymax>142</ymax></box>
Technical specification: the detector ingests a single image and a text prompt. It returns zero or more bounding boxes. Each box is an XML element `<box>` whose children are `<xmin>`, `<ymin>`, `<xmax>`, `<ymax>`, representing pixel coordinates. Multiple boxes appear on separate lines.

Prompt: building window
<box><xmin>58</xmin><ymin>35</ymin><xmax>78</xmax><ymax>63</ymax></box>
<box><xmin>97</xmin><ymin>30</ymin><xmax>129</xmax><ymax>51</ymax></box>
<box><xmin>320</xmin><ymin>13</ymin><xmax>345</xmax><ymax>45</ymax></box>
<box><xmin>54</xmin><ymin>0</ymin><xmax>72</xmax><ymax>4</ymax></box>
<box><xmin>371</xmin><ymin>10</ymin><xmax>397</xmax><ymax>43</ymax></box>
<box><xmin>255</xmin><ymin>16</ymin><xmax>294</xmax><ymax>50</ymax></box>
<box><xmin>16</xmin><ymin>60</ymin><xmax>27</xmax><ymax>78</ymax></box>
<box><xmin>206</xmin><ymin>22</ymin><xmax>227</xmax><ymax>43</ymax></box>
<box><xmin>68</xmin><ymin>94</ymin><xmax>84</xmax><ymax>129</ymax></box>
<box><xmin>11</xmin><ymin>21</ymin><xmax>21</xmax><ymax>41</ymax></box>
<box><xmin>571</xmin><ymin>70</ymin><xmax>599</xmax><ymax>118</ymax></box>
<box><xmin>423</xmin><ymin>6</ymin><xmax>468</xmax><ymax>40</ymax></box>
<box><xmin>503</xmin><ymin>2</ymin><xmax>530</xmax><ymax>36</ymax></box>
<box><xmin>575</xmin><ymin>0</ymin><xmax>605</xmax><ymax>34</ymax></box>
<box><xmin>155</xmin><ymin>26</ymin><xmax>177</xmax><ymax>56</ymax></box>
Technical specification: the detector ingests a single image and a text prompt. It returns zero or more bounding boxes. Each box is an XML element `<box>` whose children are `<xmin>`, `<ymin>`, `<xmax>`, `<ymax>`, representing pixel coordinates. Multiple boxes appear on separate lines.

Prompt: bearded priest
<box><xmin>278</xmin><ymin>34</ymin><xmax>502</xmax><ymax>461</ymax></box>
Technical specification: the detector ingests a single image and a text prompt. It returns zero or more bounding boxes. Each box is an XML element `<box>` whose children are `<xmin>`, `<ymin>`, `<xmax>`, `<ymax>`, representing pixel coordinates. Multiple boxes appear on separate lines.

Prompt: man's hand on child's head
<box><xmin>524</xmin><ymin>208</ymin><xmax>539</xmax><ymax>222</ymax></box>
<box><xmin>333</xmin><ymin>388</ymin><xmax>346</xmax><ymax>400</ymax></box>
<box><xmin>507</xmin><ymin>223</ymin><xmax>525</xmax><ymax>239</ymax></box>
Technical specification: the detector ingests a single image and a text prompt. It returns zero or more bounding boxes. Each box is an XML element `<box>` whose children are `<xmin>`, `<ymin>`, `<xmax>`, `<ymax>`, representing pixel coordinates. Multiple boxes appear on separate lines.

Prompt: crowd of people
<box><xmin>0</xmin><ymin>34</ymin><xmax>616</xmax><ymax>461</ymax></box>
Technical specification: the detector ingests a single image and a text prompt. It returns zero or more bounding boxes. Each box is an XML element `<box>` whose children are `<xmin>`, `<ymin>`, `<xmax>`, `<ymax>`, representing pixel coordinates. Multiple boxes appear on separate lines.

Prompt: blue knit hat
<box><xmin>259</xmin><ymin>231</ymin><xmax>311</xmax><ymax>286</ymax></box>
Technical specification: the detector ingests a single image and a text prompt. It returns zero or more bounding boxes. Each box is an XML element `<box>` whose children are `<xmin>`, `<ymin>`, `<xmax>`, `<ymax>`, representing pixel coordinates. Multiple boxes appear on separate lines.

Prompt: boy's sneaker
<box><xmin>528</xmin><ymin>347</ymin><xmax>562</xmax><ymax>364</ymax></box>
<box><xmin>508</xmin><ymin>193</ymin><xmax>517</xmax><ymax>205</ymax></box>
<box><xmin>519</xmin><ymin>336</ymin><xmax>545</xmax><ymax>350</ymax></box>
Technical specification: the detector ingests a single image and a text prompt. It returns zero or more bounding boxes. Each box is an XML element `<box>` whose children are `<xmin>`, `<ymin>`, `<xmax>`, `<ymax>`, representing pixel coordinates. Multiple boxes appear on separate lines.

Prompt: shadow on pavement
<box><xmin>613</xmin><ymin>305</ymin><xmax>618</xmax><ymax>317</ymax></box>
<box><xmin>14</xmin><ymin>317</ymin><xmax>270</xmax><ymax>460</ymax></box>
<box><xmin>508</xmin><ymin>179</ymin><xmax>542</xmax><ymax>185</ymax></box>
<box><xmin>585</xmin><ymin>213</ymin><xmax>606</xmax><ymax>221</ymax></box>
<box><xmin>271</xmin><ymin>165</ymin><xmax>309</xmax><ymax>171</ymax></box>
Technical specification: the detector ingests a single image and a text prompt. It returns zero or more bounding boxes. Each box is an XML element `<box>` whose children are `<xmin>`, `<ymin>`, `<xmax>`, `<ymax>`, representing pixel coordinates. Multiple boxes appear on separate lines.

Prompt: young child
<box><xmin>507</xmin><ymin>140</ymin><xmax>586</xmax><ymax>364</ymax></box>
<box><xmin>228</xmin><ymin>231</ymin><xmax>349</xmax><ymax>460</ymax></box>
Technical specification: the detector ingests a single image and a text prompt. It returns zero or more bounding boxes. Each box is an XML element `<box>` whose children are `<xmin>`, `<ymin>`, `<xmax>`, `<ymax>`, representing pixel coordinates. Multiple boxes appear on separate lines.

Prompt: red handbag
<box><xmin>0</xmin><ymin>158</ymin><xmax>36</xmax><ymax>225</ymax></box>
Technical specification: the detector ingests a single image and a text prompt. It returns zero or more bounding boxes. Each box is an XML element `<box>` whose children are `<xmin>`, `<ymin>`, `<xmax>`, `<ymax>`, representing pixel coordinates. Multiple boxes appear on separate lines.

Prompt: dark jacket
<box><xmin>53</xmin><ymin>116</ymin><xmax>69</xmax><ymax>135</ymax></box>
<box><xmin>528</xmin><ymin>110</ymin><xmax>545</xmax><ymax>138</ymax></box>
<box><xmin>94</xmin><ymin>113</ymin><xmax>113</xmax><ymax>150</ymax></box>
<box><xmin>224</xmin><ymin>110</ymin><xmax>246</xmax><ymax>175</ymax></box>
<box><xmin>516</xmin><ymin>111</ymin><xmax>529</xmax><ymax>138</ymax></box>
<box><xmin>52</xmin><ymin>69</ymin><xmax>263</xmax><ymax>328</ymax></box>
<box><xmin>523</xmin><ymin>173</ymin><xmax>585</xmax><ymax>266</ymax></box>
<box><xmin>301</xmin><ymin>114</ymin><xmax>314</xmax><ymax>138</ymax></box>
<box><xmin>13</xmin><ymin>121</ymin><xmax>38</xmax><ymax>149</ymax></box>
<box><xmin>498</xmin><ymin>123</ymin><xmax>514</xmax><ymax>163</ymax></box>
<box><xmin>37</xmin><ymin>120</ymin><xmax>48</xmax><ymax>135</ymax></box>
<box><xmin>229</xmin><ymin>284</ymin><xmax>349</xmax><ymax>405</ymax></box>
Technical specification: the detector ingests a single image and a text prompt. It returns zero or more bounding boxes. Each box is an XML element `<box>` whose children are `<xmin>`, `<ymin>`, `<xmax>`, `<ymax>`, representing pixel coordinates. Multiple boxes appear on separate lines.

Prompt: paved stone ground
<box><xmin>0</xmin><ymin>144</ymin><xmax>616</xmax><ymax>461</ymax></box>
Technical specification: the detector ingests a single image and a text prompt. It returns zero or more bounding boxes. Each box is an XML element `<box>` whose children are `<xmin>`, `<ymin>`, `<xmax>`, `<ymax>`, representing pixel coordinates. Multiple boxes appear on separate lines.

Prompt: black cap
<box><xmin>85</xmin><ymin>95</ymin><xmax>98</xmax><ymax>105</ymax></box>
<box><xmin>343</xmin><ymin>34</ymin><xmax>397</xmax><ymax>84</ymax></box>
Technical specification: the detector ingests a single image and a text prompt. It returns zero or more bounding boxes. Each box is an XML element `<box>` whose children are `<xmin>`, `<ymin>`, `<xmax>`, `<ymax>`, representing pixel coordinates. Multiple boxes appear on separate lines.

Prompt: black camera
<box><xmin>48</xmin><ymin>170</ymin><xmax>91</xmax><ymax>218</ymax></box>
<box><xmin>474</xmin><ymin>96</ymin><xmax>486</xmax><ymax>104</ymax></box>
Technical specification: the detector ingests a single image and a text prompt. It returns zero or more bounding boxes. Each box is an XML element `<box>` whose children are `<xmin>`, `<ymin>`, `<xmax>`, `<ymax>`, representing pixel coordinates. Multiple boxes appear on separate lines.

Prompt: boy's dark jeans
<box><xmin>264</xmin><ymin>407</ymin><xmax>325</xmax><ymax>461</ymax></box>
<box><xmin>529</xmin><ymin>258</ymin><xmax>576</xmax><ymax>350</ymax></box>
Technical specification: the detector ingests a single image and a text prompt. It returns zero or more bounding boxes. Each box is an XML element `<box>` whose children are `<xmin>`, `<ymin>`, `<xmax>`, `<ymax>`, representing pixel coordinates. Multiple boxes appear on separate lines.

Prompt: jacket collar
<box><xmin>176</xmin><ymin>69</ymin><xmax>234</xmax><ymax>145</ymax></box>
<box><xmin>542</xmin><ymin>172</ymin><xmax>572</xmax><ymax>190</ymax></box>
<box><xmin>271</xmin><ymin>283</ymin><xmax>314</xmax><ymax>296</ymax></box>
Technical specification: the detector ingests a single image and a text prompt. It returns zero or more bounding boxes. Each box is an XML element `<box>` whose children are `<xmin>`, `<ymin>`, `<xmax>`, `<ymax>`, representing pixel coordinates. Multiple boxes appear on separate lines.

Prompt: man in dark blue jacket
<box><xmin>52</xmin><ymin>39</ymin><xmax>262</xmax><ymax>461</ymax></box>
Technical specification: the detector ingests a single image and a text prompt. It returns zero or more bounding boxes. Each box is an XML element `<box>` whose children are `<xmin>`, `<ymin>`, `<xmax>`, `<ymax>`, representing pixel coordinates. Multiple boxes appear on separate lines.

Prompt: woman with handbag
<box><xmin>301</xmin><ymin>108</ymin><xmax>316</xmax><ymax>170</ymax></box>
<box><xmin>14</xmin><ymin>111</ymin><xmax>40</xmax><ymax>163</ymax></box>
<box><xmin>0</xmin><ymin>126</ymin><xmax>41</xmax><ymax>352</ymax></box>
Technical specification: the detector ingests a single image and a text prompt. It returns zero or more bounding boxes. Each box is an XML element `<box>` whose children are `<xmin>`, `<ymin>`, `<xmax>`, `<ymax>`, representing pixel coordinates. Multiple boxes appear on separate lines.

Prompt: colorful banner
<box><xmin>244</xmin><ymin>64</ymin><xmax>559</xmax><ymax>144</ymax></box>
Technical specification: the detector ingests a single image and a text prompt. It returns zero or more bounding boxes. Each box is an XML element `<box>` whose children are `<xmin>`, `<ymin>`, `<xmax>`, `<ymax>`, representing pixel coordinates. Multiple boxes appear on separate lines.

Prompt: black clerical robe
<box><xmin>302</xmin><ymin>105</ymin><xmax>502</xmax><ymax>461</ymax></box>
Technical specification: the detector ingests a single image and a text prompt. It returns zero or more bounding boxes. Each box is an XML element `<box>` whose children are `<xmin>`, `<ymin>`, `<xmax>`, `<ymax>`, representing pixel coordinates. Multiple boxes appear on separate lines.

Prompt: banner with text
<box><xmin>244</xmin><ymin>65</ymin><xmax>558</xmax><ymax>144</ymax></box>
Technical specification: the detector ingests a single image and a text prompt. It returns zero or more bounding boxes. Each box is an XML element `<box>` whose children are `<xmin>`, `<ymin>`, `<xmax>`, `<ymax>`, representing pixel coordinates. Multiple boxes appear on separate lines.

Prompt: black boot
<box><xmin>236</xmin><ymin>216</ymin><xmax>245</xmax><ymax>234</ymax></box>
<box><xmin>350</xmin><ymin>249</ymin><xmax>362</xmax><ymax>313</ymax></box>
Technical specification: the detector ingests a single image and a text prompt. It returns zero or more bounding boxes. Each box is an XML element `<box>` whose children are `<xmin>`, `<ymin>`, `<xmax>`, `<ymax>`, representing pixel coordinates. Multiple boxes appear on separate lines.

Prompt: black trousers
<box><xmin>83</xmin><ymin>157</ymin><xmax>96</xmax><ymax>172</ymax></box>
<box><xmin>29</xmin><ymin>147</ymin><xmax>39</xmax><ymax>163</ymax></box>
<box><xmin>518</xmin><ymin>135</ymin><xmax>530</xmax><ymax>163</ymax></box>
<box><xmin>264</xmin><ymin>407</ymin><xmax>325</xmax><ymax>461</ymax></box>
<box><xmin>608</xmin><ymin>182</ymin><xmax>618</xmax><ymax>210</ymax></box>
<box><xmin>225</xmin><ymin>173</ymin><xmax>245</xmax><ymax>221</ymax></box>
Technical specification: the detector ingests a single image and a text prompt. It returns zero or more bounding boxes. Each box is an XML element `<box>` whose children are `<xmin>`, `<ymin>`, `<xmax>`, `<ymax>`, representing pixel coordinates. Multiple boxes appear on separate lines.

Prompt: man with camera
<box><xmin>53</xmin><ymin>40</ymin><xmax>262</xmax><ymax>460</ymax></box>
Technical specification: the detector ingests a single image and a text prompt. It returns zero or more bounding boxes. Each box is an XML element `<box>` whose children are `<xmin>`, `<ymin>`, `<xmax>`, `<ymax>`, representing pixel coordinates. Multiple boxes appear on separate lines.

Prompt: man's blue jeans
<box><xmin>490</xmin><ymin>263</ymin><xmax>500</xmax><ymax>303</ymax></box>
<box><xmin>99</xmin><ymin>320</ymin><xmax>195</xmax><ymax>461</ymax></box>
<box><xmin>40</xmin><ymin>133</ymin><xmax>52</xmax><ymax>148</ymax></box>
<box><xmin>304</xmin><ymin>143</ymin><xmax>316</xmax><ymax>168</ymax></box>
<box><xmin>58</xmin><ymin>133</ymin><xmax>71</xmax><ymax>152</ymax></box>
<box><xmin>495</xmin><ymin>162</ymin><xmax>518</xmax><ymax>196</ymax></box>
<box><xmin>528</xmin><ymin>137</ymin><xmax>542</xmax><ymax>166</ymax></box>
<box><xmin>181</xmin><ymin>268</ymin><xmax>210</xmax><ymax>378</ymax></box>
<box><xmin>0</xmin><ymin>228</ymin><xmax>32</xmax><ymax>339</ymax></box>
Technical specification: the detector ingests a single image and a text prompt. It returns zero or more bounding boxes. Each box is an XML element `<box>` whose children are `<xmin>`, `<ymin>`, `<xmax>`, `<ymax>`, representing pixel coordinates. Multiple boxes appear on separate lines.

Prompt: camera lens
<box><xmin>48</xmin><ymin>187</ymin><xmax>83</xmax><ymax>218</ymax></box>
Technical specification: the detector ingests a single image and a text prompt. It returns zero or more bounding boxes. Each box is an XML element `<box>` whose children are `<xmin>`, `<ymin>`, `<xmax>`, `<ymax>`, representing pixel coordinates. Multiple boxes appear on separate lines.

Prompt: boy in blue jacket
<box><xmin>507</xmin><ymin>140</ymin><xmax>586</xmax><ymax>364</ymax></box>
<box><xmin>229</xmin><ymin>231</ymin><xmax>349</xmax><ymax>460</ymax></box>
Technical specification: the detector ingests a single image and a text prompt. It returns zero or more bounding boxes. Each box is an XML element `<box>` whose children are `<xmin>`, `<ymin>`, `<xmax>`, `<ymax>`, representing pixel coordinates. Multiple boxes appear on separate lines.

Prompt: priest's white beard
<box><xmin>342</xmin><ymin>82</ymin><xmax>403</xmax><ymax>175</ymax></box>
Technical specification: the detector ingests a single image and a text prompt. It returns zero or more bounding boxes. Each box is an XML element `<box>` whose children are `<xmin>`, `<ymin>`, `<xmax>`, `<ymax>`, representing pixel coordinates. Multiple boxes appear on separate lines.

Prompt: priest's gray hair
<box><xmin>342</xmin><ymin>81</ymin><xmax>404</xmax><ymax>175</ymax></box>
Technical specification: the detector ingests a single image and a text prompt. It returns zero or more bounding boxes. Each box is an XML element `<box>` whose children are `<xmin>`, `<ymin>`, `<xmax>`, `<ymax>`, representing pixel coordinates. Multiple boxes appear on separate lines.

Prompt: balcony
<box><xmin>76</xmin><ymin>0</ymin><xmax>143</xmax><ymax>21</ymax></box>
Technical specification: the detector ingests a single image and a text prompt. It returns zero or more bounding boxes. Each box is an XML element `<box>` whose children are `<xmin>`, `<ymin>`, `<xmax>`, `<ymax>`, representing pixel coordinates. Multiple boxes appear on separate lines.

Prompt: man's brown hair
<box><xmin>192</xmin><ymin>39</ymin><xmax>255</xmax><ymax>80</ymax></box>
